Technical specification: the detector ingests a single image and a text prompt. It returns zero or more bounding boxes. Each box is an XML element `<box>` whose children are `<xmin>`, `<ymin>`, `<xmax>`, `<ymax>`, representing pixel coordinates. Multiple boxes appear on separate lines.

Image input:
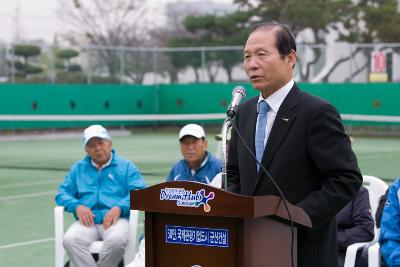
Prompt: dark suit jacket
<box><xmin>227</xmin><ymin>84</ymin><xmax>362</xmax><ymax>267</ymax></box>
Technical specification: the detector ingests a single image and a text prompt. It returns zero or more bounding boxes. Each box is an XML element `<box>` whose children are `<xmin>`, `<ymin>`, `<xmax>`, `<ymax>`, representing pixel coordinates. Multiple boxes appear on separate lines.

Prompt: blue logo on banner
<box><xmin>165</xmin><ymin>225</ymin><xmax>229</xmax><ymax>248</ymax></box>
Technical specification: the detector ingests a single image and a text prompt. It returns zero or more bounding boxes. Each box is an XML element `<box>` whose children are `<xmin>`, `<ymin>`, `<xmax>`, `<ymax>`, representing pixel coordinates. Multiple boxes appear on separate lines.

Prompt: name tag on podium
<box><xmin>165</xmin><ymin>225</ymin><xmax>229</xmax><ymax>248</ymax></box>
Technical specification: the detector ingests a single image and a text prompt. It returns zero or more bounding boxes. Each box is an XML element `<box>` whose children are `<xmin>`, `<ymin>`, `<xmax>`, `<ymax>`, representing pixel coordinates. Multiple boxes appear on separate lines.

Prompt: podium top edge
<box><xmin>130</xmin><ymin>181</ymin><xmax>312</xmax><ymax>227</ymax></box>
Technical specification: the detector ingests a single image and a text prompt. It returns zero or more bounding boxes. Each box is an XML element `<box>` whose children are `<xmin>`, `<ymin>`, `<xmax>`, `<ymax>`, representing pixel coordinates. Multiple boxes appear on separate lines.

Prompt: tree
<box><xmin>14</xmin><ymin>45</ymin><xmax>40</xmax><ymax>65</ymax></box>
<box><xmin>360</xmin><ymin>0</ymin><xmax>400</xmax><ymax>43</ymax></box>
<box><xmin>57</xmin><ymin>49</ymin><xmax>82</xmax><ymax>72</ymax></box>
<box><xmin>234</xmin><ymin>0</ymin><xmax>358</xmax><ymax>82</ymax></box>
<box><xmin>148</xmin><ymin>5</ymin><xmax>198</xmax><ymax>83</ymax></box>
<box><xmin>168</xmin><ymin>38</ymin><xmax>203</xmax><ymax>82</ymax></box>
<box><xmin>319</xmin><ymin>0</ymin><xmax>400</xmax><ymax>82</ymax></box>
<box><xmin>234</xmin><ymin>0</ymin><xmax>400</xmax><ymax>82</ymax></box>
<box><xmin>57</xmin><ymin>0</ymin><xmax>156</xmax><ymax>80</ymax></box>
<box><xmin>234</xmin><ymin>0</ymin><xmax>354</xmax><ymax>38</ymax></box>
<box><xmin>167</xmin><ymin>11</ymin><xmax>252</xmax><ymax>82</ymax></box>
<box><xmin>12</xmin><ymin>45</ymin><xmax>43</xmax><ymax>77</ymax></box>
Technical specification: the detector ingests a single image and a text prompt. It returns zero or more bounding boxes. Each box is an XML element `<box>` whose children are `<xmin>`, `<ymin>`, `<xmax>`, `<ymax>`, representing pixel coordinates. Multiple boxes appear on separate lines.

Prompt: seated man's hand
<box><xmin>76</xmin><ymin>205</ymin><xmax>95</xmax><ymax>227</ymax></box>
<box><xmin>103</xmin><ymin>206</ymin><xmax>121</xmax><ymax>230</ymax></box>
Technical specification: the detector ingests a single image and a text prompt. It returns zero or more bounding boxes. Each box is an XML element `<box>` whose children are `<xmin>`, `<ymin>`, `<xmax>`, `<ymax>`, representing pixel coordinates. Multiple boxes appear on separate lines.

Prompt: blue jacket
<box><xmin>55</xmin><ymin>150</ymin><xmax>146</xmax><ymax>224</ymax></box>
<box><xmin>166</xmin><ymin>152</ymin><xmax>222</xmax><ymax>185</ymax></box>
<box><xmin>380</xmin><ymin>177</ymin><xmax>400</xmax><ymax>267</ymax></box>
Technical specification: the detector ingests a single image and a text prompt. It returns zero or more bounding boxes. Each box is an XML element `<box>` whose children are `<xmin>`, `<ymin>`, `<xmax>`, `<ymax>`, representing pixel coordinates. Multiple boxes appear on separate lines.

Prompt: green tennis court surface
<box><xmin>0</xmin><ymin>130</ymin><xmax>399</xmax><ymax>266</ymax></box>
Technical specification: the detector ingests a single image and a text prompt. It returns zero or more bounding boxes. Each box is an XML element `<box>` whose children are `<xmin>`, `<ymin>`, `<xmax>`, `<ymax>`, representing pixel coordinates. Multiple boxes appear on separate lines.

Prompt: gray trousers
<box><xmin>63</xmin><ymin>219</ymin><xmax>129</xmax><ymax>267</ymax></box>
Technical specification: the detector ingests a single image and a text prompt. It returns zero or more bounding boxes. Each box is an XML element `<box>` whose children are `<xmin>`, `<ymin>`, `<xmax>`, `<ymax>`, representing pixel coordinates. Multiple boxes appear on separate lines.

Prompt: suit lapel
<box><xmin>258</xmin><ymin>85</ymin><xmax>301</xmax><ymax>176</ymax></box>
<box><xmin>244</xmin><ymin>98</ymin><xmax>259</xmax><ymax>181</ymax></box>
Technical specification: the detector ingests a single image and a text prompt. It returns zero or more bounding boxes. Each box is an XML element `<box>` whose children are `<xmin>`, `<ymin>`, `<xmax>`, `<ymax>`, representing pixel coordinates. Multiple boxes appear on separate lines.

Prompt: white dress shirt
<box><xmin>256</xmin><ymin>79</ymin><xmax>294</xmax><ymax>146</ymax></box>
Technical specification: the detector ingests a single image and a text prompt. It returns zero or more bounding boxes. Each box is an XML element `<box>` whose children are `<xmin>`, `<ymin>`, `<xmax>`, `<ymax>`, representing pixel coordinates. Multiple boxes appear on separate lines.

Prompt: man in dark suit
<box><xmin>227</xmin><ymin>22</ymin><xmax>362</xmax><ymax>267</ymax></box>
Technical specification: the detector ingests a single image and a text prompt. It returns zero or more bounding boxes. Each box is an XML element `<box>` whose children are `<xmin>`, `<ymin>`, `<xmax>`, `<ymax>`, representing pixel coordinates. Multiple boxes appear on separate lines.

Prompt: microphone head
<box><xmin>232</xmin><ymin>86</ymin><xmax>247</xmax><ymax>98</ymax></box>
<box><xmin>227</xmin><ymin>86</ymin><xmax>247</xmax><ymax>119</ymax></box>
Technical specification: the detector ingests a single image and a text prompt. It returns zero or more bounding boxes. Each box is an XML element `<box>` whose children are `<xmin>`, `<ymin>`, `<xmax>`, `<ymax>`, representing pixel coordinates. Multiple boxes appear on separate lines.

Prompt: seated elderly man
<box><xmin>166</xmin><ymin>123</ymin><xmax>222</xmax><ymax>184</ymax></box>
<box><xmin>128</xmin><ymin>124</ymin><xmax>222</xmax><ymax>267</ymax></box>
<box><xmin>55</xmin><ymin>125</ymin><xmax>146</xmax><ymax>267</ymax></box>
<box><xmin>336</xmin><ymin>186</ymin><xmax>374</xmax><ymax>267</ymax></box>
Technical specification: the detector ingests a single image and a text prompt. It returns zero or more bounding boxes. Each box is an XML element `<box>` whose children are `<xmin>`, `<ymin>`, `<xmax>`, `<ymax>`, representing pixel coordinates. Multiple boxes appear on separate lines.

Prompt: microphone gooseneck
<box><xmin>222</xmin><ymin>86</ymin><xmax>247</xmax><ymax>189</ymax></box>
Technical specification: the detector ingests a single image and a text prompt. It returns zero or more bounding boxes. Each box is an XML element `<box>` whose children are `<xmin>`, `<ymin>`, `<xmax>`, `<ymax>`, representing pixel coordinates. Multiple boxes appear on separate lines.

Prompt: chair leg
<box><xmin>92</xmin><ymin>253</ymin><xmax>99</xmax><ymax>262</ymax></box>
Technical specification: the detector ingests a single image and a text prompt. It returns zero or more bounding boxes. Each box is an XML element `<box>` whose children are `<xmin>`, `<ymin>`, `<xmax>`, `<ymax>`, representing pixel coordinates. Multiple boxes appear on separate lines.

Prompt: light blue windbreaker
<box><xmin>55</xmin><ymin>150</ymin><xmax>146</xmax><ymax>224</ymax></box>
<box><xmin>380</xmin><ymin>177</ymin><xmax>400</xmax><ymax>267</ymax></box>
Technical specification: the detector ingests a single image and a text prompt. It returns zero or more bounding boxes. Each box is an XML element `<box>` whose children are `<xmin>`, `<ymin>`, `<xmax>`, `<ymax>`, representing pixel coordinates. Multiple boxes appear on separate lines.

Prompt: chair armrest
<box><xmin>344</xmin><ymin>242</ymin><xmax>371</xmax><ymax>267</ymax></box>
<box><xmin>54</xmin><ymin>206</ymin><xmax>65</xmax><ymax>267</ymax></box>
<box><xmin>370</xmin><ymin>227</ymin><xmax>380</xmax><ymax>243</ymax></box>
<box><xmin>368</xmin><ymin>242</ymin><xmax>381</xmax><ymax>267</ymax></box>
<box><xmin>124</xmin><ymin>209</ymin><xmax>139</xmax><ymax>265</ymax></box>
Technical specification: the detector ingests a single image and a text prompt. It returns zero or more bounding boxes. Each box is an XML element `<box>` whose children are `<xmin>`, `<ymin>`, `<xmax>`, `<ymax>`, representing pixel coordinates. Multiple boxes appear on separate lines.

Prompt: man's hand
<box><xmin>76</xmin><ymin>205</ymin><xmax>95</xmax><ymax>227</ymax></box>
<box><xmin>103</xmin><ymin>206</ymin><xmax>121</xmax><ymax>230</ymax></box>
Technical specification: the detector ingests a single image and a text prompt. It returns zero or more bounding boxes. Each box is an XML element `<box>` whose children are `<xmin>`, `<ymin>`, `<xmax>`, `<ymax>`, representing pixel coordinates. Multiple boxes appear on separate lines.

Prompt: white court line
<box><xmin>0</xmin><ymin>114</ymin><xmax>226</xmax><ymax>121</ymax></box>
<box><xmin>0</xmin><ymin>238</ymin><xmax>54</xmax><ymax>250</ymax></box>
<box><xmin>0</xmin><ymin>180</ymin><xmax>61</xmax><ymax>189</ymax></box>
<box><xmin>0</xmin><ymin>168</ymin><xmax>167</xmax><ymax>190</ymax></box>
<box><xmin>1</xmin><ymin>113</ymin><xmax>400</xmax><ymax>122</ymax></box>
<box><xmin>147</xmin><ymin>167</ymin><xmax>170</xmax><ymax>172</ymax></box>
<box><xmin>0</xmin><ymin>191</ymin><xmax>56</xmax><ymax>201</ymax></box>
<box><xmin>141</xmin><ymin>167</ymin><xmax>171</xmax><ymax>175</ymax></box>
<box><xmin>0</xmin><ymin>223</ymin><xmax>144</xmax><ymax>250</ymax></box>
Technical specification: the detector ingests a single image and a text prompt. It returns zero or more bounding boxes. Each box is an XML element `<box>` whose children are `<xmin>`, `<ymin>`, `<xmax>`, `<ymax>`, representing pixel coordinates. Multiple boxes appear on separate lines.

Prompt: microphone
<box><xmin>227</xmin><ymin>86</ymin><xmax>247</xmax><ymax>119</ymax></box>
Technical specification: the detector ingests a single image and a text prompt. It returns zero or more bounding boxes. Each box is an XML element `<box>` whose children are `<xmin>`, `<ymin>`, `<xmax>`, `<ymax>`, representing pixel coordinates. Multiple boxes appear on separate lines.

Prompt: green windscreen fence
<box><xmin>0</xmin><ymin>83</ymin><xmax>399</xmax><ymax>129</ymax></box>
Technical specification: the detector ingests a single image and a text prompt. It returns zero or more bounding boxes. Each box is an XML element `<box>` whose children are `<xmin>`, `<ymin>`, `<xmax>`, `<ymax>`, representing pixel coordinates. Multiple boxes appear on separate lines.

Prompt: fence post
<box><xmin>119</xmin><ymin>47</ymin><xmax>124</xmax><ymax>84</ymax></box>
<box><xmin>86</xmin><ymin>45</ymin><xmax>92</xmax><ymax>85</ymax></box>
<box><xmin>201</xmin><ymin>46</ymin><xmax>206</xmax><ymax>82</ymax></box>
<box><xmin>50</xmin><ymin>44</ymin><xmax>56</xmax><ymax>84</ymax></box>
<box><xmin>10</xmin><ymin>44</ymin><xmax>15</xmax><ymax>84</ymax></box>
<box><xmin>153</xmin><ymin>49</ymin><xmax>158</xmax><ymax>85</ymax></box>
<box><xmin>349</xmin><ymin>44</ymin><xmax>354</xmax><ymax>83</ymax></box>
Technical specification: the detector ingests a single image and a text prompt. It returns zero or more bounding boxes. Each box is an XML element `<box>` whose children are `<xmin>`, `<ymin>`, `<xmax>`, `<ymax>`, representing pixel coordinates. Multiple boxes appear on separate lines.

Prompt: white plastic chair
<box><xmin>209</xmin><ymin>173</ymin><xmax>222</xmax><ymax>188</ymax></box>
<box><xmin>368</xmin><ymin>242</ymin><xmax>381</xmax><ymax>267</ymax></box>
<box><xmin>343</xmin><ymin>175</ymin><xmax>389</xmax><ymax>267</ymax></box>
<box><xmin>125</xmin><ymin>238</ymin><xmax>146</xmax><ymax>267</ymax></box>
<box><xmin>55</xmin><ymin>206</ymin><xmax>139</xmax><ymax>267</ymax></box>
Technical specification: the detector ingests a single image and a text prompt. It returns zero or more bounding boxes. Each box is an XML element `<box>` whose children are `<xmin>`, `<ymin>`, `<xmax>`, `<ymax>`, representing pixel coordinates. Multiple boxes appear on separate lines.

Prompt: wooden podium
<box><xmin>131</xmin><ymin>181</ymin><xmax>311</xmax><ymax>267</ymax></box>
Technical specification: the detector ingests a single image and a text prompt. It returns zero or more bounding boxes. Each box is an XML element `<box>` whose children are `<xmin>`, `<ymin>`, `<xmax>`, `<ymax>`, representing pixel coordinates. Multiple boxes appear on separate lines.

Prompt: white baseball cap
<box><xmin>83</xmin><ymin>125</ymin><xmax>111</xmax><ymax>145</ymax></box>
<box><xmin>179</xmin><ymin>124</ymin><xmax>206</xmax><ymax>141</ymax></box>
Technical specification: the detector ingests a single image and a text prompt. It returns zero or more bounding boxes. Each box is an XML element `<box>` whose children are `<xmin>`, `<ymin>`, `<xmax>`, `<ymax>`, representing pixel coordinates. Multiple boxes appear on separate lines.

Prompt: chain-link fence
<box><xmin>1</xmin><ymin>42</ymin><xmax>399</xmax><ymax>84</ymax></box>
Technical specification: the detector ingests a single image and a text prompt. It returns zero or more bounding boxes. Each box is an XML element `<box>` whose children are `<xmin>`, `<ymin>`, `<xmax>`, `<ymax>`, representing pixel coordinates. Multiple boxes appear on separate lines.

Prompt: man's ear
<box><xmin>288</xmin><ymin>49</ymin><xmax>297</xmax><ymax>69</ymax></box>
